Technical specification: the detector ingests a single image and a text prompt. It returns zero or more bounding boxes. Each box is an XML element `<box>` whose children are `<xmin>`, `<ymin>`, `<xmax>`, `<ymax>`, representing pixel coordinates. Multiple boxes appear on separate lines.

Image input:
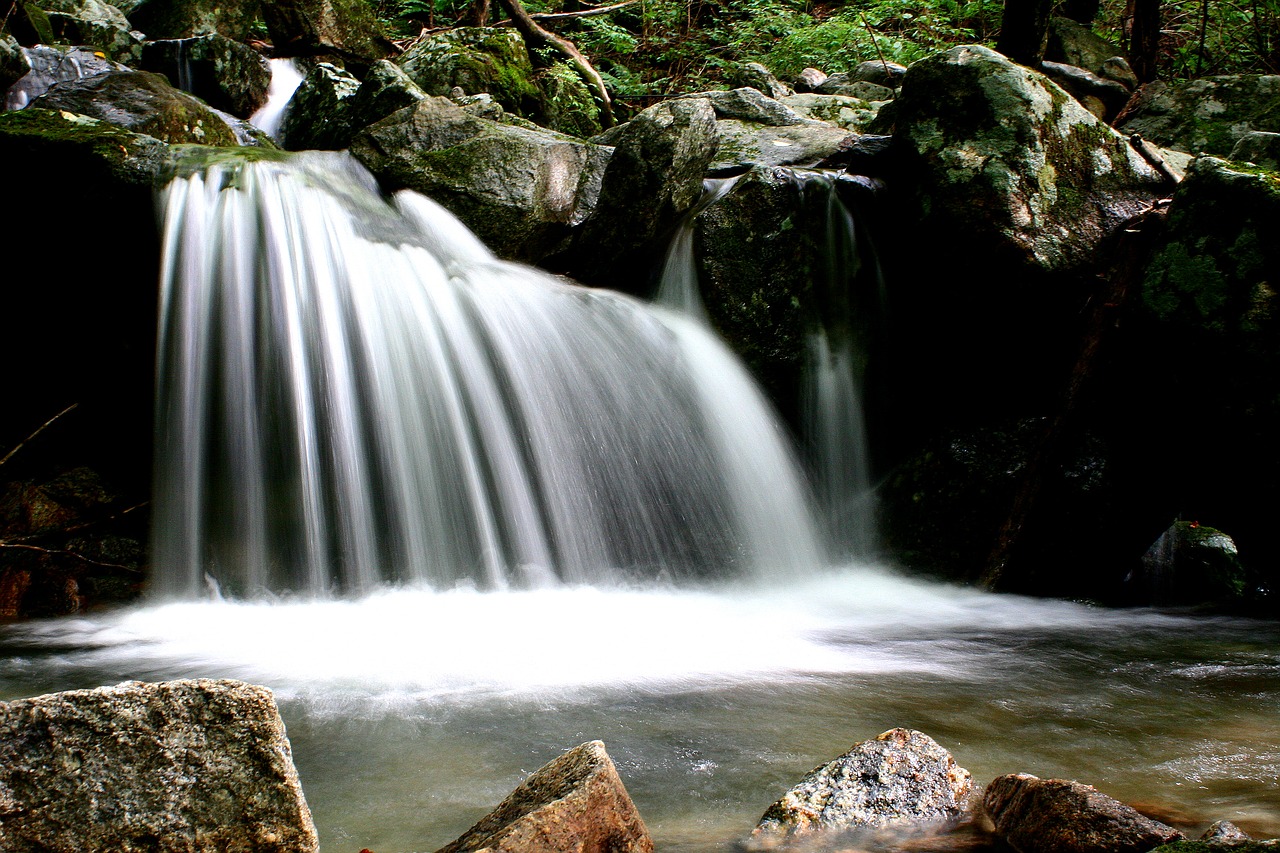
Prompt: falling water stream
<box><xmin>0</xmin><ymin>143</ymin><xmax>1277</xmax><ymax>852</ymax></box>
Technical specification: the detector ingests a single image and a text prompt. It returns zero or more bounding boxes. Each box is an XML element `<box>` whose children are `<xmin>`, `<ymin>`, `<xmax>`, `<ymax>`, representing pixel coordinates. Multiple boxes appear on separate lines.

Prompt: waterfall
<box><xmin>248</xmin><ymin>59</ymin><xmax>304</xmax><ymax>140</ymax></box>
<box><xmin>151</xmin><ymin>151</ymin><xmax>822</xmax><ymax>598</ymax></box>
<box><xmin>656</xmin><ymin>170</ymin><xmax>884</xmax><ymax>559</ymax></box>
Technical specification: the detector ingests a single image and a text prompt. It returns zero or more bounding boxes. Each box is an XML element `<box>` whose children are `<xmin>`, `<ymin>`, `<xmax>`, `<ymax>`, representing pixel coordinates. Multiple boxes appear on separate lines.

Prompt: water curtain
<box><xmin>151</xmin><ymin>152</ymin><xmax>821</xmax><ymax>597</ymax></box>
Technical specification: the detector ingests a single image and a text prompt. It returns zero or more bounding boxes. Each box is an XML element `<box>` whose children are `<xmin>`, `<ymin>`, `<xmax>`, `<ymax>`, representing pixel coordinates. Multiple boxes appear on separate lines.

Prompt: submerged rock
<box><xmin>437</xmin><ymin>740</ymin><xmax>653</xmax><ymax>853</ymax></box>
<box><xmin>983</xmin><ymin>774</ymin><xmax>1184</xmax><ymax>853</ymax></box>
<box><xmin>1116</xmin><ymin>75</ymin><xmax>1280</xmax><ymax>157</ymax></box>
<box><xmin>753</xmin><ymin>728</ymin><xmax>973</xmax><ymax>840</ymax></box>
<box><xmin>351</xmin><ymin>95</ymin><xmax>610</xmax><ymax>262</ymax></box>
<box><xmin>0</xmin><ymin>679</ymin><xmax>318</xmax><ymax>852</ymax></box>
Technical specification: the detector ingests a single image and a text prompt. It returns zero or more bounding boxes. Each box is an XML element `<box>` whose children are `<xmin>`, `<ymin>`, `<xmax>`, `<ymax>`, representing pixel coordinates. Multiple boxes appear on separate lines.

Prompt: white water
<box><xmin>249</xmin><ymin>58</ymin><xmax>304</xmax><ymax>139</ymax></box>
<box><xmin>151</xmin><ymin>152</ymin><xmax>821</xmax><ymax>597</ymax></box>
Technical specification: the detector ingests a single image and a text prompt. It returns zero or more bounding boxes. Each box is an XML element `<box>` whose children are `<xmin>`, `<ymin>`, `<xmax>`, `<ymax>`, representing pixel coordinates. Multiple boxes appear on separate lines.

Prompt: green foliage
<box><xmin>1096</xmin><ymin>0</ymin><xmax>1279</xmax><ymax>78</ymax></box>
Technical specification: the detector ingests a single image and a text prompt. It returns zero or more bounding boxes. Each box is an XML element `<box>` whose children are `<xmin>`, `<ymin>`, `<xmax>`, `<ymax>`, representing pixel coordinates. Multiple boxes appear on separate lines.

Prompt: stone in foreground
<box><xmin>983</xmin><ymin>773</ymin><xmax>1183</xmax><ymax>853</ymax></box>
<box><xmin>753</xmin><ymin>728</ymin><xmax>973</xmax><ymax>840</ymax></box>
<box><xmin>0</xmin><ymin>679</ymin><xmax>318</xmax><ymax>853</ymax></box>
<box><xmin>437</xmin><ymin>740</ymin><xmax>652</xmax><ymax>853</ymax></box>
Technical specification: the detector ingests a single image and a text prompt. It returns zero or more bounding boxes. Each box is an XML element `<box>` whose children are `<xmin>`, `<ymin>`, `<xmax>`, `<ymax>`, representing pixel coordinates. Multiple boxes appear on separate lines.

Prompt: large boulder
<box><xmin>260</xmin><ymin>0</ymin><xmax>392</xmax><ymax>68</ymax></box>
<box><xmin>753</xmin><ymin>728</ymin><xmax>973</xmax><ymax>840</ymax></box>
<box><xmin>30</xmin><ymin>69</ymin><xmax>240</xmax><ymax>145</ymax></box>
<box><xmin>397</xmin><ymin>27</ymin><xmax>541</xmax><ymax>118</ymax></box>
<box><xmin>0</xmin><ymin>679</ymin><xmax>318</xmax><ymax>852</ymax></box>
<box><xmin>140</xmin><ymin>33</ymin><xmax>272</xmax><ymax>118</ymax></box>
<box><xmin>350</xmin><ymin>95</ymin><xmax>611</xmax><ymax>262</ymax></box>
<box><xmin>438</xmin><ymin>740</ymin><xmax>653</xmax><ymax>853</ymax></box>
<box><xmin>344</xmin><ymin>57</ymin><xmax>426</xmax><ymax>138</ymax></box>
<box><xmin>1116</xmin><ymin>75</ymin><xmax>1280</xmax><ymax>157</ymax></box>
<box><xmin>40</xmin><ymin>0</ymin><xmax>141</xmax><ymax>63</ymax></box>
<box><xmin>1130</xmin><ymin>521</ymin><xmax>1261</xmax><ymax>608</ymax></box>
<box><xmin>874</xmin><ymin>44</ymin><xmax>1164</xmax><ymax>276</ymax></box>
<box><xmin>983</xmin><ymin>774</ymin><xmax>1184</xmax><ymax>853</ymax></box>
<box><xmin>572</xmin><ymin>96</ymin><xmax>718</xmax><ymax>291</ymax></box>
<box><xmin>125</xmin><ymin>0</ymin><xmax>261</xmax><ymax>41</ymax></box>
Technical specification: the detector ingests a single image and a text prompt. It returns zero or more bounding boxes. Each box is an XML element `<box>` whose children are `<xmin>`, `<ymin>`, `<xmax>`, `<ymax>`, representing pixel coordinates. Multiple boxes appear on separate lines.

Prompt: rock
<box><xmin>729</xmin><ymin>61</ymin><xmax>793</xmax><ymax>100</ymax></box>
<box><xmin>711</xmin><ymin>119</ymin><xmax>851</xmax><ymax>172</ymax></box>
<box><xmin>572</xmin><ymin>96</ymin><xmax>717</xmax><ymax>290</ymax></box>
<box><xmin>1039</xmin><ymin>60</ymin><xmax>1132</xmax><ymax>121</ymax></box>
<box><xmin>125</xmin><ymin>0</ymin><xmax>261</xmax><ymax>41</ymax></box>
<box><xmin>683</xmin><ymin>87</ymin><xmax>807</xmax><ymax>127</ymax></box>
<box><xmin>779</xmin><ymin>93</ymin><xmax>882</xmax><ymax>133</ymax></box>
<box><xmin>875</xmin><ymin>44</ymin><xmax>1164</xmax><ymax>276</ymax></box>
<box><xmin>0</xmin><ymin>679</ymin><xmax>318</xmax><ymax>852</ymax></box>
<box><xmin>3</xmin><ymin>0</ymin><xmax>54</xmax><ymax>46</ymax></box>
<box><xmin>1153</xmin><ymin>844</ymin><xmax>1280</xmax><ymax>853</ymax></box>
<box><xmin>1</xmin><ymin>35</ymin><xmax>32</xmax><ymax>93</ymax></box>
<box><xmin>536</xmin><ymin>60</ymin><xmax>602</xmax><ymax>138</ymax></box>
<box><xmin>753</xmin><ymin>728</ymin><xmax>973</xmax><ymax>840</ymax></box>
<box><xmin>1100</xmin><ymin>56</ymin><xmax>1139</xmax><ymax>91</ymax></box>
<box><xmin>437</xmin><ymin>740</ymin><xmax>652</xmax><ymax>853</ymax></box>
<box><xmin>350</xmin><ymin>95</ymin><xmax>611</xmax><ymax>262</ymax></box>
<box><xmin>1200</xmin><ymin>820</ymin><xmax>1252</xmax><ymax>843</ymax></box>
<box><xmin>817</xmin><ymin>74</ymin><xmax>895</xmax><ymax>101</ymax></box>
<box><xmin>278</xmin><ymin>60</ymin><xmax>360</xmax><ymax>149</ymax></box>
<box><xmin>40</xmin><ymin>0</ymin><xmax>142</xmax><ymax>63</ymax></box>
<box><xmin>794</xmin><ymin>67</ymin><xmax>827</xmax><ymax>93</ymax></box>
<box><xmin>983</xmin><ymin>774</ymin><xmax>1184</xmax><ymax>853</ymax></box>
<box><xmin>397</xmin><ymin>26</ymin><xmax>541</xmax><ymax>118</ymax></box>
<box><xmin>345</xmin><ymin>58</ymin><xmax>426</xmax><ymax>137</ymax></box>
<box><xmin>1116</xmin><ymin>75</ymin><xmax>1280</xmax><ymax>157</ymax></box>
<box><xmin>1132</xmin><ymin>521</ymin><xmax>1260</xmax><ymax>607</ymax></box>
<box><xmin>853</xmin><ymin>59</ymin><xmax>907</xmax><ymax>88</ymax></box>
<box><xmin>4</xmin><ymin>44</ymin><xmax>122</xmax><ymax>110</ymax></box>
<box><xmin>260</xmin><ymin>0</ymin><xmax>392</xmax><ymax>68</ymax></box>
<box><xmin>1046</xmin><ymin>16</ymin><xmax>1127</xmax><ymax>79</ymax></box>
<box><xmin>140</xmin><ymin>34</ymin><xmax>272</xmax><ymax>118</ymax></box>
<box><xmin>1230</xmin><ymin>131</ymin><xmax>1280</xmax><ymax>171</ymax></box>
<box><xmin>31</xmin><ymin>69</ymin><xmax>241</xmax><ymax>145</ymax></box>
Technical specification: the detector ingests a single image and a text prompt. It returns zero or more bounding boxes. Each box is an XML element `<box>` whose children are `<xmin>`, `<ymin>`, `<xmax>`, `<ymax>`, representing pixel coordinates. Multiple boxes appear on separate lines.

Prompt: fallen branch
<box><xmin>1128</xmin><ymin>133</ymin><xmax>1182</xmax><ymax>184</ymax></box>
<box><xmin>0</xmin><ymin>542</ymin><xmax>143</xmax><ymax>574</ymax></box>
<box><xmin>496</xmin><ymin>0</ymin><xmax>615</xmax><ymax>127</ymax></box>
<box><xmin>531</xmin><ymin>0</ymin><xmax>639</xmax><ymax>21</ymax></box>
<box><xmin>0</xmin><ymin>404</ymin><xmax>78</xmax><ymax>469</ymax></box>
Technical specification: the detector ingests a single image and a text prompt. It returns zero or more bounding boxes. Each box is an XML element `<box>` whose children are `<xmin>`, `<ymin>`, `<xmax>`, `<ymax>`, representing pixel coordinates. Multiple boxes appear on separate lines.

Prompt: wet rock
<box><xmin>1116</xmin><ymin>75</ymin><xmax>1280</xmax><ymax>157</ymax></box>
<box><xmin>1230</xmin><ymin>131</ymin><xmax>1280</xmax><ymax>171</ymax></box>
<box><xmin>0</xmin><ymin>679</ymin><xmax>318</xmax><ymax>852</ymax></box>
<box><xmin>31</xmin><ymin>69</ymin><xmax>240</xmax><ymax>145</ymax></box>
<box><xmin>853</xmin><ymin>59</ymin><xmax>906</xmax><ymax>88</ymax></box>
<box><xmin>572</xmin><ymin>96</ymin><xmax>717</xmax><ymax>290</ymax></box>
<box><xmin>261</xmin><ymin>0</ymin><xmax>392</xmax><ymax>68</ymax></box>
<box><xmin>4</xmin><ymin>44</ymin><xmax>122</xmax><ymax>110</ymax></box>
<box><xmin>729</xmin><ymin>61</ymin><xmax>792</xmax><ymax>100</ymax></box>
<box><xmin>1153</xmin><ymin>844</ymin><xmax>1280</xmax><ymax>853</ymax></box>
<box><xmin>41</xmin><ymin>0</ymin><xmax>142</xmax><ymax>63</ymax></box>
<box><xmin>1200</xmin><ymin>820</ymin><xmax>1252</xmax><ymax>843</ymax></box>
<box><xmin>438</xmin><ymin>740</ymin><xmax>652</xmax><ymax>853</ymax></box>
<box><xmin>753</xmin><ymin>728</ymin><xmax>973</xmax><ymax>840</ymax></box>
<box><xmin>126</xmin><ymin>0</ymin><xmax>261</xmax><ymax>41</ymax></box>
<box><xmin>141</xmin><ymin>33</ymin><xmax>272</xmax><ymax>118</ymax></box>
<box><xmin>0</xmin><ymin>35</ymin><xmax>31</xmax><ymax>92</ymax></box>
<box><xmin>794</xmin><ymin>67</ymin><xmax>827</xmax><ymax>93</ymax></box>
<box><xmin>398</xmin><ymin>26</ymin><xmax>541</xmax><ymax>118</ymax></box>
<box><xmin>875</xmin><ymin>44</ymin><xmax>1163</xmax><ymax>276</ymax></box>
<box><xmin>983</xmin><ymin>774</ymin><xmax>1183</xmax><ymax>853</ymax></box>
<box><xmin>277</xmin><ymin>60</ymin><xmax>359</xmax><ymax>149</ymax></box>
<box><xmin>350</xmin><ymin>95</ymin><xmax>610</xmax><ymax>262</ymax></box>
<box><xmin>1131</xmin><ymin>521</ymin><xmax>1261</xmax><ymax>608</ymax></box>
<box><xmin>779</xmin><ymin>93</ymin><xmax>881</xmax><ymax>133</ymax></box>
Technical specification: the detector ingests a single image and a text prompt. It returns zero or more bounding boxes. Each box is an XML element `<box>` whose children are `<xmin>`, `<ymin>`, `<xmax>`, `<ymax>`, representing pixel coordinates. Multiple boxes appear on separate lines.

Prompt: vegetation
<box><xmin>362</xmin><ymin>0</ymin><xmax>1276</xmax><ymax>102</ymax></box>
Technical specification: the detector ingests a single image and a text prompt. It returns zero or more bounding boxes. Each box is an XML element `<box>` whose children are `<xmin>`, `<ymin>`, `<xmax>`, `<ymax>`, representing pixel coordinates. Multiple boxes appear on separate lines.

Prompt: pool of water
<box><xmin>2</xmin><ymin>564</ymin><xmax>1277</xmax><ymax>853</ymax></box>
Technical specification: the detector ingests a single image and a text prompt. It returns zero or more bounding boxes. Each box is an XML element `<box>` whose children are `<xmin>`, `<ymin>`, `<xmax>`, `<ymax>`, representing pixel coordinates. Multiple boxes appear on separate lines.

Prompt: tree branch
<box><xmin>495</xmin><ymin>0</ymin><xmax>615</xmax><ymax>127</ymax></box>
<box><xmin>530</xmin><ymin>0</ymin><xmax>639</xmax><ymax>21</ymax></box>
<box><xmin>0</xmin><ymin>404</ymin><xmax>78</xmax><ymax>469</ymax></box>
<box><xmin>0</xmin><ymin>542</ymin><xmax>143</xmax><ymax>574</ymax></box>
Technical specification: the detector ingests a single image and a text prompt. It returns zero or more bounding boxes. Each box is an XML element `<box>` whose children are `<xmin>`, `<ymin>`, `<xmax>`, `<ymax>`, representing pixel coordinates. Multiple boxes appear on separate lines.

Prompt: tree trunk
<box><xmin>1129</xmin><ymin>0</ymin><xmax>1161</xmax><ymax>81</ymax></box>
<box><xmin>995</xmin><ymin>0</ymin><xmax>1053</xmax><ymax>66</ymax></box>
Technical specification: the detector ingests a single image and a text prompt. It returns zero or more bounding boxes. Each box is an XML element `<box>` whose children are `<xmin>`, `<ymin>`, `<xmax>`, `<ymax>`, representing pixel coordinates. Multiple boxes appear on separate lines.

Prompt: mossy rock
<box><xmin>277</xmin><ymin>61</ymin><xmax>360</xmax><ymax>150</ymax></box>
<box><xmin>125</xmin><ymin>0</ymin><xmax>262</xmax><ymax>41</ymax></box>
<box><xmin>536</xmin><ymin>61</ymin><xmax>601</xmax><ymax>139</ymax></box>
<box><xmin>41</xmin><ymin>0</ymin><xmax>142</xmax><ymax>63</ymax></box>
<box><xmin>397</xmin><ymin>27</ymin><xmax>541</xmax><ymax>119</ymax></box>
<box><xmin>344</xmin><ymin>58</ymin><xmax>425</xmax><ymax>139</ymax></box>
<box><xmin>260</xmin><ymin>0</ymin><xmax>392</xmax><ymax>67</ymax></box>
<box><xmin>1117</xmin><ymin>75</ymin><xmax>1280</xmax><ymax>157</ymax></box>
<box><xmin>2</xmin><ymin>0</ymin><xmax>55</xmax><ymax>46</ymax></box>
<box><xmin>780</xmin><ymin>93</ymin><xmax>881</xmax><ymax>133</ymax></box>
<box><xmin>1</xmin><ymin>35</ymin><xmax>30</xmax><ymax>91</ymax></box>
<box><xmin>875</xmin><ymin>44</ymin><xmax>1165</xmax><ymax>277</ymax></box>
<box><xmin>140</xmin><ymin>34</ymin><xmax>272</xmax><ymax>118</ymax></box>
<box><xmin>31</xmin><ymin>69</ymin><xmax>240</xmax><ymax>145</ymax></box>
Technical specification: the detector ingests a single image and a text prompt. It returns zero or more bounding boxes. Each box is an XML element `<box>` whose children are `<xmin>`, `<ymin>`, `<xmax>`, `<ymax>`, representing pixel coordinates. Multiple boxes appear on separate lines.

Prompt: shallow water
<box><xmin>2</xmin><ymin>565</ymin><xmax>1277</xmax><ymax>853</ymax></box>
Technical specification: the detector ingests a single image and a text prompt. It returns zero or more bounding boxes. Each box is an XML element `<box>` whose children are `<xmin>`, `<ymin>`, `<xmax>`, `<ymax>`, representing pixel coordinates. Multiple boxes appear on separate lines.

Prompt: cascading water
<box><xmin>151</xmin><ymin>151</ymin><xmax>821</xmax><ymax>597</ymax></box>
<box><xmin>248</xmin><ymin>59</ymin><xmax>304</xmax><ymax>140</ymax></box>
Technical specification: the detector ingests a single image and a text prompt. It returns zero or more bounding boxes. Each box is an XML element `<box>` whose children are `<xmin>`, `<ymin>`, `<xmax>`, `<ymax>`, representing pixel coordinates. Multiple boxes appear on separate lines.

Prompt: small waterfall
<box><xmin>656</xmin><ymin>169</ymin><xmax>885</xmax><ymax>560</ymax></box>
<box><xmin>249</xmin><ymin>58</ymin><xmax>303</xmax><ymax>139</ymax></box>
<box><xmin>151</xmin><ymin>151</ymin><xmax>822</xmax><ymax>598</ymax></box>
